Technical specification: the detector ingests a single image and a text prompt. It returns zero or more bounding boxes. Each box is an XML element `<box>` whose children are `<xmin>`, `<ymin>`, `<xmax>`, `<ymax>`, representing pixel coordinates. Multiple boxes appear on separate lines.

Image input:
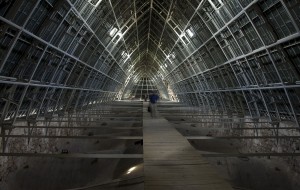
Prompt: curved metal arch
<box><xmin>0</xmin><ymin>0</ymin><xmax>299</xmax><ymax>127</ymax></box>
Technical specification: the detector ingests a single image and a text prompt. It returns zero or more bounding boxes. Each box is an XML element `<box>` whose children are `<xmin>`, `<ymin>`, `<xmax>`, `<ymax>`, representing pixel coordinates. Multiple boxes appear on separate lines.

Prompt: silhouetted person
<box><xmin>149</xmin><ymin>91</ymin><xmax>159</xmax><ymax>118</ymax></box>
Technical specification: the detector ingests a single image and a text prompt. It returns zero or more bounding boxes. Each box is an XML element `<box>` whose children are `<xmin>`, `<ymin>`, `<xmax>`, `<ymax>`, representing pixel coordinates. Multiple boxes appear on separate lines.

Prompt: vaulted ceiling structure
<box><xmin>0</xmin><ymin>0</ymin><xmax>300</xmax><ymax>123</ymax></box>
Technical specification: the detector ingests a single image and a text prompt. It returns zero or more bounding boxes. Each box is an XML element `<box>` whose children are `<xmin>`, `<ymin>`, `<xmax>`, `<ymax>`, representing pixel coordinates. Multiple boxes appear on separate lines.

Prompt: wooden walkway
<box><xmin>143</xmin><ymin>102</ymin><xmax>233</xmax><ymax>190</ymax></box>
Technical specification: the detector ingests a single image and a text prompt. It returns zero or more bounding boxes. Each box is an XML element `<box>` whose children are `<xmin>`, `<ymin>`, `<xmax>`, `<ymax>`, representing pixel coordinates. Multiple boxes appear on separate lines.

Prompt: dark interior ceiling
<box><xmin>108</xmin><ymin>0</ymin><xmax>194</xmax><ymax>80</ymax></box>
<box><xmin>2</xmin><ymin>1</ymin><xmax>300</xmax><ymax>189</ymax></box>
<box><xmin>0</xmin><ymin>0</ymin><xmax>300</xmax><ymax>121</ymax></box>
<box><xmin>114</xmin><ymin>0</ymin><xmax>205</xmax><ymax>79</ymax></box>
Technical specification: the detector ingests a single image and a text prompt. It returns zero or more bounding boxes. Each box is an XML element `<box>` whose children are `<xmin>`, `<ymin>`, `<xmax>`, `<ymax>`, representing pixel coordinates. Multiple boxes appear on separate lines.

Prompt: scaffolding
<box><xmin>0</xmin><ymin>0</ymin><xmax>300</xmax><ymax>154</ymax></box>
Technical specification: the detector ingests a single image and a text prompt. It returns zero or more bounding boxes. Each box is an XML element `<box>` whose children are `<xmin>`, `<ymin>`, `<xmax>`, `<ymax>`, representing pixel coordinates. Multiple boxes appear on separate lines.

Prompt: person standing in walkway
<box><xmin>149</xmin><ymin>91</ymin><xmax>159</xmax><ymax>118</ymax></box>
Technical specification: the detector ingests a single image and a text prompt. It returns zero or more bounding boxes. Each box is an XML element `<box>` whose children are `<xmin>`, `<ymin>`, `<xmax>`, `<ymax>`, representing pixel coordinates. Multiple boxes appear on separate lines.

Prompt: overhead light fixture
<box><xmin>186</xmin><ymin>28</ymin><xmax>194</xmax><ymax>38</ymax></box>
<box><xmin>209</xmin><ymin>0</ymin><xmax>223</xmax><ymax>9</ymax></box>
<box><xmin>109</xmin><ymin>27</ymin><xmax>118</xmax><ymax>37</ymax></box>
<box><xmin>170</xmin><ymin>52</ymin><xmax>175</xmax><ymax>59</ymax></box>
<box><xmin>121</xmin><ymin>51</ymin><xmax>128</xmax><ymax>58</ymax></box>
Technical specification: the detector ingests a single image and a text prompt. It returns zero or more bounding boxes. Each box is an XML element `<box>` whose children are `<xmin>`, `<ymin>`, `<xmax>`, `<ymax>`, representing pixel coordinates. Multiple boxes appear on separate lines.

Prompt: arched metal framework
<box><xmin>0</xmin><ymin>0</ymin><xmax>300</xmax><ymax>143</ymax></box>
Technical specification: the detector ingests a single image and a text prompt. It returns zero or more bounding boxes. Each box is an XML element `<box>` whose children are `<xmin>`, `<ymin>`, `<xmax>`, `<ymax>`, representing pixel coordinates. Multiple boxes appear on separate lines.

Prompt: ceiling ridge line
<box><xmin>123</xmin><ymin>1</ymin><xmax>151</xmax><ymax>76</ymax></box>
<box><xmin>133</xmin><ymin>0</ymin><xmax>142</xmax><ymax>72</ymax></box>
<box><xmin>150</xmin><ymin>0</ymin><xmax>175</xmax><ymax>68</ymax></box>
<box><xmin>145</xmin><ymin>0</ymin><xmax>154</xmax><ymax>55</ymax></box>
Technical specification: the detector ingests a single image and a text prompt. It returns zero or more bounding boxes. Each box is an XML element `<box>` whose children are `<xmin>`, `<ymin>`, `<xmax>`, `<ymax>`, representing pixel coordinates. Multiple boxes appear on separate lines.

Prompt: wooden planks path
<box><xmin>143</xmin><ymin>102</ymin><xmax>233</xmax><ymax>190</ymax></box>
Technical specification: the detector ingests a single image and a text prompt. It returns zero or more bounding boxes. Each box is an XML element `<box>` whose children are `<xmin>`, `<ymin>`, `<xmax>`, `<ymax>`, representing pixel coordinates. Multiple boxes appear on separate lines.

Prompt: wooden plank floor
<box><xmin>143</xmin><ymin>102</ymin><xmax>233</xmax><ymax>190</ymax></box>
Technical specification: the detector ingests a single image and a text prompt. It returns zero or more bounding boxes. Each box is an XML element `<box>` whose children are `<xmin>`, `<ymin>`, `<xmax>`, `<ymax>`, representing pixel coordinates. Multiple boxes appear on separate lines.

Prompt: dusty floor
<box><xmin>0</xmin><ymin>101</ymin><xmax>144</xmax><ymax>190</ymax></box>
<box><xmin>160</xmin><ymin>102</ymin><xmax>300</xmax><ymax>190</ymax></box>
<box><xmin>1</xmin><ymin>101</ymin><xmax>300</xmax><ymax>190</ymax></box>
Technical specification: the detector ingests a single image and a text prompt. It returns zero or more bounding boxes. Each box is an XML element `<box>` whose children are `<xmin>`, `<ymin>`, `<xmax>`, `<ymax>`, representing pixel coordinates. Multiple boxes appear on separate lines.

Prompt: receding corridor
<box><xmin>1</xmin><ymin>0</ymin><xmax>300</xmax><ymax>189</ymax></box>
<box><xmin>143</xmin><ymin>102</ymin><xmax>233</xmax><ymax>190</ymax></box>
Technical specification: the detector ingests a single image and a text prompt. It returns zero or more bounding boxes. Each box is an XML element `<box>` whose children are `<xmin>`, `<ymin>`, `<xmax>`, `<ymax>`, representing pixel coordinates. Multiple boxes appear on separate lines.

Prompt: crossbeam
<box><xmin>0</xmin><ymin>153</ymin><xmax>143</xmax><ymax>158</ymax></box>
<box><xmin>186</xmin><ymin>136</ymin><xmax>300</xmax><ymax>140</ymax></box>
<box><xmin>172</xmin><ymin>121</ymin><xmax>273</xmax><ymax>124</ymax></box>
<box><xmin>15</xmin><ymin>120</ymin><xmax>142</xmax><ymax>123</ymax></box>
<box><xmin>49</xmin><ymin>116</ymin><xmax>142</xmax><ymax>119</ymax></box>
<box><xmin>5</xmin><ymin>126</ymin><xmax>142</xmax><ymax>130</ymax></box>
<box><xmin>176</xmin><ymin>127</ymin><xmax>299</xmax><ymax>130</ymax></box>
<box><xmin>3</xmin><ymin>135</ymin><xmax>143</xmax><ymax>140</ymax></box>
<box><xmin>202</xmin><ymin>153</ymin><xmax>300</xmax><ymax>157</ymax></box>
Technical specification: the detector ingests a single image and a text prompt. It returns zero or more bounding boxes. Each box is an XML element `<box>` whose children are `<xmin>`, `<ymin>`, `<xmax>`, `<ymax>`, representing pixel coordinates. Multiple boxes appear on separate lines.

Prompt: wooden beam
<box><xmin>175</xmin><ymin>127</ymin><xmax>299</xmax><ymax>130</ymax></box>
<box><xmin>186</xmin><ymin>136</ymin><xmax>300</xmax><ymax>140</ymax></box>
<box><xmin>3</xmin><ymin>135</ymin><xmax>143</xmax><ymax>140</ymax></box>
<box><xmin>15</xmin><ymin>120</ymin><xmax>142</xmax><ymax>123</ymax></box>
<box><xmin>202</xmin><ymin>152</ymin><xmax>300</xmax><ymax>157</ymax></box>
<box><xmin>172</xmin><ymin>121</ymin><xmax>272</xmax><ymax>124</ymax></box>
<box><xmin>6</xmin><ymin>126</ymin><xmax>142</xmax><ymax>130</ymax></box>
<box><xmin>0</xmin><ymin>153</ymin><xmax>143</xmax><ymax>158</ymax></box>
